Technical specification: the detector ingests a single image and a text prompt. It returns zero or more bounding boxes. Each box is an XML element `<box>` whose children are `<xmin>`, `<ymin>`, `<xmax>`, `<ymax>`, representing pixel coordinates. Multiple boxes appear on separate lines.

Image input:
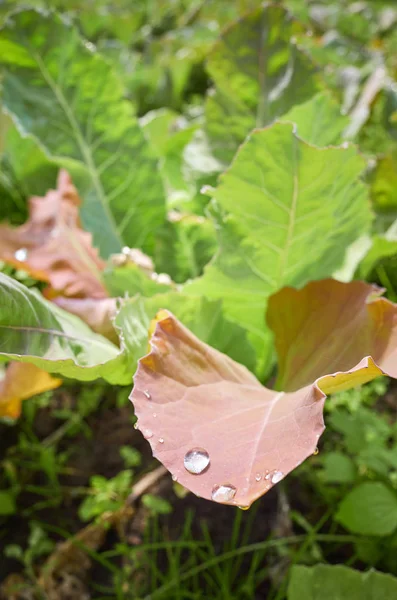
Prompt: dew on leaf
<box><xmin>211</xmin><ymin>484</ymin><xmax>237</xmax><ymax>502</ymax></box>
<box><xmin>255</xmin><ymin>473</ymin><xmax>261</xmax><ymax>482</ymax></box>
<box><xmin>271</xmin><ymin>471</ymin><xmax>284</xmax><ymax>484</ymax></box>
<box><xmin>142</xmin><ymin>428</ymin><xmax>153</xmax><ymax>439</ymax></box>
<box><xmin>143</xmin><ymin>390</ymin><xmax>151</xmax><ymax>400</ymax></box>
<box><xmin>159</xmin><ymin>438</ymin><xmax>164</xmax><ymax>444</ymax></box>
<box><xmin>14</xmin><ymin>247</ymin><xmax>28</xmax><ymax>261</ymax></box>
<box><xmin>184</xmin><ymin>448</ymin><xmax>210</xmax><ymax>475</ymax></box>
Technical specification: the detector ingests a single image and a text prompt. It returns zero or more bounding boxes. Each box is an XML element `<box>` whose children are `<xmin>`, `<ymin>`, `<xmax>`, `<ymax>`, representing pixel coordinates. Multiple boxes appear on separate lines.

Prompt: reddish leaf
<box><xmin>0</xmin><ymin>169</ymin><xmax>106</xmax><ymax>299</ymax></box>
<box><xmin>130</xmin><ymin>281</ymin><xmax>397</xmax><ymax>506</ymax></box>
<box><xmin>0</xmin><ymin>362</ymin><xmax>61</xmax><ymax>419</ymax></box>
<box><xmin>267</xmin><ymin>279</ymin><xmax>397</xmax><ymax>392</ymax></box>
<box><xmin>131</xmin><ymin>312</ymin><xmax>325</xmax><ymax>507</ymax></box>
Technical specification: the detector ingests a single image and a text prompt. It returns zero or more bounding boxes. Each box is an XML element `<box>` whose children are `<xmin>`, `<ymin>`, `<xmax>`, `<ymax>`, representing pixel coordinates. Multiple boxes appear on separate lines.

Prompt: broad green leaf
<box><xmin>336</xmin><ymin>482</ymin><xmax>397</xmax><ymax>536</ymax></box>
<box><xmin>3</xmin><ymin>126</ymin><xmax>59</xmax><ymax>198</ymax></box>
<box><xmin>185</xmin><ymin>123</ymin><xmax>371</xmax><ymax>375</ymax></box>
<box><xmin>115</xmin><ymin>293</ymin><xmax>256</xmax><ymax>372</ymax></box>
<box><xmin>141</xmin><ymin>109</ymin><xmax>198</xmax><ymax>205</ymax></box>
<box><xmin>103</xmin><ymin>264</ymin><xmax>171</xmax><ymax>298</ymax></box>
<box><xmin>357</xmin><ymin>235</ymin><xmax>397</xmax><ymax>280</ymax></box>
<box><xmin>321</xmin><ymin>452</ymin><xmax>356</xmax><ymax>484</ymax></box>
<box><xmin>288</xmin><ymin>564</ymin><xmax>397</xmax><ymax>600</ymax></box>
<box><xmin>0</xmin><ymin>10</ymin><xmax>165</xmax><ymax>257</ymax></box>
<box><xmin>0</xmin><ymin>273</ymin><xmax>130</xmax><ymax>384</ymax></box>
<box><xmin>279</xmin><ymin>92</ymin><xmax>349</xmax><ymax>146</ymax></box>
<box><xmin>370</xmin><ymin>149</ymin><xmax>397</xmax><ymax>213</ymax></box>
<box><xmin>154</xmin><ymin>216</ymin><xmax>217</xmax><ymax>284</ymax></box>
<box><xmin>205</xmin><ymin>4</ymin><xmax>320</xmax><ymax>162</ymax></box>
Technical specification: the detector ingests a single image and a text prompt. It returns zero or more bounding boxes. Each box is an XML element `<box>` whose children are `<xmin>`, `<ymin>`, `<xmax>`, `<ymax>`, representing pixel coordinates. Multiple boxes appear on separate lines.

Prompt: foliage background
<box><xmin>1</xmin><ymin>0</ymin><xmax>397</xmax><ymax>598</ymax></box>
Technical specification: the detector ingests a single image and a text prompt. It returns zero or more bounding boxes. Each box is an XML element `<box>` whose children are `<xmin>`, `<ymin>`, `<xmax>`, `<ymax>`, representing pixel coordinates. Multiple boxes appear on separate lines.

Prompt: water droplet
<box><xmin>211</xmin><ymin>484</ymin><xmax>237</xmax><ymax>503</ymax></box>
<box><xmin>143</xmin><ymin>390</ymin><xmax>151</xmax><ymax>400</ymax></box>
<box><xmin>172</xmin><ymin>474</ymin><xmax>178</xmax><ymax>482</ymax></box>
<box><xmin>133</xmin><ymin>422</ymin><xmax>138</xmax><ymax>430</ymax></box>
<box><xmin>255</xmin><ymin>473</ymin><xmax>261</xmax><ymax>482</ymax></box>
<box><xmin>153</xmin><ymin>413</ymin><xmax>157</xmax><ymax>418</ymax></box>
<box><xmin>184</xmin><ymin>448</ymin><xmax>210</xmax><ymax>475</ymax></box>
<box><xmin>238</xmin><ymin>505</ymin><xmax>249</xmax><ymax>511</ymax></box>
<box><xmin>142</xmin><ymin>428</ymin><xmax>153</xmax><ymax>439</ymax></box>
<box><xmin>264</xmin><ymin>473</ymin><xmax>271</xmax><ymax>480</ymax></box>
<box><xmin>313</xmin><ymin>447</ymin><xmax>319</xmax><ymax>455</ymax></box>
<box><xmin>271</xmin><ymin>471</ymin><xmax>284</xmax><ymax>484</ymax></box>
<box><xmin>14</xmin><ymin>247</ymin><xmax>28</xmax><ymax>262</ymax></box>
<box><xmin>159</xmin><ymin>438</ymin><xmax>164</xmax><ymax>444</ymax></box>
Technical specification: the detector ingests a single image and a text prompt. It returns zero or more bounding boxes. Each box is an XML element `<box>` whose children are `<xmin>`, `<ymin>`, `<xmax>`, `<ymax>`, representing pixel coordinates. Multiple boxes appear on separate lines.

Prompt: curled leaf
<box><xmin>0</xmin><ymin>362</ymin><xmax>61</xmax><ymax>419</ymax></box>
<box><xmin>131</xmin><ymin>312</ymin><xmax>325</xmax><ymax>507</ymax></box>
<box><xmin>0</xmin><ymin>169</ymin><xmax>106</xmax><ymax>299</ymax></box>
<box><xmin>130</xmin><ymin>280</ymin><xmax>397</xmax><ymax>506</ymax></box>
<box><xmin>267</xmin><ymin>279</ymin><xmax>397</xmax><ymax>393</ymax></box>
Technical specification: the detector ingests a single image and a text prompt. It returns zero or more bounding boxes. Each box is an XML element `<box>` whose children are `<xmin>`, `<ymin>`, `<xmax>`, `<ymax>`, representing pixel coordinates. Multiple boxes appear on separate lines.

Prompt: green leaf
<box><xmin>154</xmin><ymin>216</ymin><xmax>217</xmax><ymax>283</ymax></box>
<box><xmin>322</xmin><ymin>452</ymin><xmax>356</xmax><ymax>484</ymax></box>
<box><xmin>279</xmin><ymin>92</ymin><xmax>349</xmax><ymax>146</ymax></box>
<box><xmin>115</xmin><ymin>293</ymin><xmax>256</xmax><ymax>373</ymax></box>
<box><xmin>142</xmin><ymin>494</ymin><xmax>172</xmax><ymax>515</ymax></box>
<box><xmin>0</xmin><ymin>490</ymin><xmax>16</xmax><ymax>515</ymax></box>
<box><xmin>185</xmin><ymin>123</ymin><xmax>371</xmax><ymax>375</ymax></box>
<box><xmin>0</xmin><ymin>10</ymin><xmax>165</xmax><ymax>257</ymax></box>
<box><xmin>288</xmin><ymin>564</ymin><xmax>397</xmax><ymax>600</ymax></box>
<box><xmin>205</xmin><ymin>4</ymin><xmax>320</xmax><ymax>162</ymax></box>
<box><xmin>0</xmin><ymin>273</ymin><xmax>130</xmax><ymax>384</ymax></box>
<box><xmin>357</xmin><ymin>236</ymin><xmax>397</xmax><ymax>281</ymax></box>
<box><xmin>141</xmin><ymin>109</ymin><xmax>198</xmax><ymax>205</ymax></box>
<box><xmin>336</xmin><ymin>482</ymin><xmax>397</xmax><ymax>536</ymax></box>
<box><xmin>103</xmin><ymin>264</ymin><xmax>171</xmax><ymax>298</ymax></box>
<box><xmin>370</xmin><ymin>149</ymin><xmax>397</xmax><ymax>213</ymax></box>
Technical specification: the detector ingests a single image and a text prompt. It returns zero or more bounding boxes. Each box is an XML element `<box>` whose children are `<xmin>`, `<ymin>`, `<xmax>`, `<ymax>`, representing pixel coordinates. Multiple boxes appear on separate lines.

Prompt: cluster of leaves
<box><xmin>0</xmin><ymin>0</ymin><xmax>397</xmax><ymax>548</ymax></box>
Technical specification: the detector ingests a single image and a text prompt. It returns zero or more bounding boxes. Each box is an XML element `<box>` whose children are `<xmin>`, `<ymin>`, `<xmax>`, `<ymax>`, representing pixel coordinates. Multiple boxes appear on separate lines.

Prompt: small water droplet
<box><xmin>238</xmin><ymin>505</ymin><xmax>249</xmax><ymax>511</ymax></box>
<box><xmin>153</xmin><ymin>413</ymin><xmax>157</xmax><ymax>418</ymax></box>
<box><xmin>143</xmin><ymin>390</ymin><xmax>151</xmax><ymax>400</ymax></box>
<box><xmin>264</xmin><ymin>473</ymin><xmax>271</xmax><ymax>480</ymax></box>
<box><xmin>133</xmin><ymin>422</ymin><xmax>138</xmax><ymax>430</ymax></box>
<box><xmin>313</xmin><ymin>447</ymin><xmax>319</xmax><ymax>455</ymax></box>
<box><xmin>142</xmin><ymin>428</ymin><xmax>153</xmax><ymax>439</ymax></box>
<box><xmin>271</xmin><ymin>471</ymin><xmax>284</xmax><ymax>484</ymax></box>
<box><xmin>172</xmin><ymin>474</ymin><xmax>178</xmax><ymax>482</ymax></box>
<box><xmin>211</xmin><ymin>484</ymin><xmax>237</xmax><ymax>503</ymax></box>
<box><xmin>255</xmin><ymin>473</ymin><xmax>261</xmax><ymax>482</ymax></box>
<box><xmin>159</xmin><ymin>438</ymin><xmax>164</xmax><ymax>444</ymax></box>
<box><xmin>14</xmin><ymin>247</ymin><xmax>28</xmax><ymax>262</ymax></box>
<box><xmin>184</xmin><ymin>448</ymin><xmax>210</xmax><ymax>475</ymax></box>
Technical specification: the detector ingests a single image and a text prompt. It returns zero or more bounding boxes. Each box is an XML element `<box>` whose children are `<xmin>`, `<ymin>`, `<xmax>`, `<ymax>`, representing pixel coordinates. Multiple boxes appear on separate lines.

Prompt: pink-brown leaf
<box><xmin>0</xmin><ymin>169</ymin><xmax>106</xmax><ymax>299</ymax></box>
<box><xmin>130</xmin><ymin>313</ymin><xmax>325</xmax><ymax>507</ymax></box>
<box><xmin>267</xmin><ymin>279</ymin><xmax>397</xmax><ymax>392</ymax></box>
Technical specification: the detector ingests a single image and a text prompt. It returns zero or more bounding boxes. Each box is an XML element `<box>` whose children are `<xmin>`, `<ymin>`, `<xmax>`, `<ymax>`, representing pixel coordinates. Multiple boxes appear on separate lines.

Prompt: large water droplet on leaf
<box><xmin>14</xmin><ymin>247</ymin><xmax>28</xmax><ymax>262</ymax></box>
<box><xmin>211</xmin><ymin>484</ymin><xmax>237</xmax><ymax>502</ymax></box>
<box><xmin>271</xmin><ymin>471</ymin><xmax>284</xmax><ymax>484</ymax></box>
<box><xmin>184</xmin><ymin>448</ymin><xmax>210</xmax><ymax>475</ymax></box>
